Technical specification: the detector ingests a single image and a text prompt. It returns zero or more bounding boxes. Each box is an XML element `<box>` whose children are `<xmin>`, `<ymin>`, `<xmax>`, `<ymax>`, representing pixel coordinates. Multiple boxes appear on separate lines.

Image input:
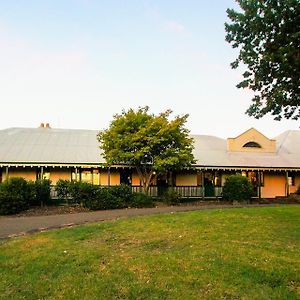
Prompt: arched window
<box><xmin>243</xmin><ymin>141</ymin><xmax>262</xmax><ymax>148</ymax></box>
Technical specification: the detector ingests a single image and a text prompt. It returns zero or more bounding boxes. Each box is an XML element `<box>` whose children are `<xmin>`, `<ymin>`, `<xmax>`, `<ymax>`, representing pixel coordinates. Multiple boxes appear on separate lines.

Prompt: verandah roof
<box><xmin>0</xmin><ymin>127</ymin><xmax>300</xmax><ymax>170</ymax></box>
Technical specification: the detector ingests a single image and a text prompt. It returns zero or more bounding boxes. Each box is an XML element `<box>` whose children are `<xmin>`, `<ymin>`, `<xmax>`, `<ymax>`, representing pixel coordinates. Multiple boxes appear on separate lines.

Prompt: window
<box><xmin>81</xmin><ymin>170</ymin><xmax>93</xmax><ymax>184</ymax></box>
<box><xmin>71</xmin><ymin>170</ymin><xmax>80</xmax><ymax>182</ymax></box>
<box><xmin>288</xmin><ymin>174</ymin><xmax>295</xmax><ymax>186</ymax></box>
<box><xmin>248</xmin><ymin>171</ymin><xmax>257</xmax><ymax>185</ymax></box>
<box><xmin>120</xmin><ymin>169</ymin><xmax>132</xmax><ymax>185</ymax></box>
<box><xmin>42</xmin><ymin>172</ymin><xmax>50</xmax><ymax>180</ymax></box>
<box><xmin>197</xmin><ymin>172</ymin><xmax>203</xmax><ymax>186</ymax></box>
<box><xmin>37</xmin><ymin>168</ymin><xmax>50</xmax><ymax>180</ymax></box>
<box><xmin>240</xmin><ymin>171</ymin><xmax>264</xmax><ymax>186</ymax></box>
<box><xmin>243</xmin><ymin>141</ymin><xmax>262</xmax><ymax>148</ymax></box>
<box><xmin>241</xmin><ymin>171</ymin><xmax>247</xmax><ymax>177</ymax></box>
<box><xmin>214</xmin><ymin>172</ymin><xmax>221</xmax><ymax>187</ymax></box>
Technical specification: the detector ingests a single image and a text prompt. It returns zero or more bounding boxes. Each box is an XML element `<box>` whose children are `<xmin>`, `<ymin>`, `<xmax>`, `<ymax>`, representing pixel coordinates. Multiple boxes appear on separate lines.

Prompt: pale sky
<box><xmin>0</xmin><ymin>0</ymin><xmax>299</xmax><ymax>139</ymax></box>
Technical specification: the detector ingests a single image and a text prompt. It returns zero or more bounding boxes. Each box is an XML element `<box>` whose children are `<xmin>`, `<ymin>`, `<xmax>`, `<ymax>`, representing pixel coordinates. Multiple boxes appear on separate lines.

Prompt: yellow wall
<box><xmin>227</xmin><ymin>128</ymin><xmax>276</xmax><ymax>153</ymax></box>
<box><xmin>100</xmin><ymin>172</ymin><xmax>108</xmax><ymax>185</ymax></box>
<box><xmin>50</xmin><ymin>169</ymin><xmax>71</xmax><ymax>184</ymax></box>
<box><xmin>132</xmin><ymin>172</ymin><xmax>141</xmax><ymax>186</ymax></box>
<box><xmin>176</xmin><ymin>172</ymin><xmax>197</xmax><ymax>186</ymax></box>
<box><xmin>261</xmin><ymin>173</ymin><xmax>286</xmax><ymax>198</ymax></box>
<box><xmin>2</xmin><ymin>167</ymin><xmax>122</xmax><ymax>186</ymax></box>
<box><xmin>100</xmin><ymin>170</ymin><xmax>120</xmax><ymax>186</ymax></box>
<box><xmin>7</xmin><ymin>168</ymin><xmax>36</xmax><ymax>181</ymax></box>
<box><xmin>110</xmin><ymin>172</ymin><xmax>120</xmax><ymax>185</ymax></box>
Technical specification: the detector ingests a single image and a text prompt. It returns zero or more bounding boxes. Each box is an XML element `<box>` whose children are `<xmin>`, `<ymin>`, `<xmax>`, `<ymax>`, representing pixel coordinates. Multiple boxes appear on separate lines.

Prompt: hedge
<box><xmin>223</xmin><ymin>174</ymin><xmax>254</xmax><ymax>202</ymax></box>
<box><xmin>0</xmin><ymin>177</ymin><xmax>31</xmax><ymax>215</ymax></box>
<box><xmin>0</xmin><ymin>178</ymin><xmax>52</xmax><ymax>215</ymax></box>
<box><xmin>55</xmin><ymin>181</ymin><xmax>154</xmax><ymax>210</ymax></box>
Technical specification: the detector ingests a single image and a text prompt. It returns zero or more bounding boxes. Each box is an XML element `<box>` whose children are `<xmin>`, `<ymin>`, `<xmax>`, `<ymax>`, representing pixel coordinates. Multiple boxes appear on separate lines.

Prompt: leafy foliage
<box><xmin>34</xmin><ymin>179</ymin><xmax>51</xmax><ymax>206</ymax></box>
<box><xmin>55</xmin><ymin>179</ymin><xmax>73</xmax><ymax>204</ymax></box>
<box><xmin>223</xmin><ymin>174</ymin><xmax>254</xmax><ymax>202</ymax></box>
<box><xmin>108</xmin><ymin>184</ymin><xmax>133</xmax><ymax>207</ymax></box>
<box><xmin>81</xmin><ymin>187</ymin><xmax>123</xmax><ymax>210</ymax></box>
<box><xmin>98</xmin><ymin>107</ymin><xmax>195</xmax><ymax>193</ymax></box>
<box><xmin>55</xmin><ymin>179</ymin><xmax>70</xmax><ymax>200</ymax></box>
<box><xmin>225</xmin><ymin>0</ymin><xmax>300</xmax><ymax>120</ymax></box>
<box><xmin>66</xmin><ymin>182</ymin><xmax>153</xmax><ymax>210</ymax></box>
<box><xmin>130</xmin><ymin>192</ymin><xmax>154</xmax><ymax>208</ymax></box>
<box><xmin>0</xmin><ymin>178</ymin><xmax>52</xmax><ymax>214</ymax></box>
<box><xmin>0</xmin><ymin>177</ymin><xmax>30</xmax><ymax>215</ymax></box>
<box><xmin>69</xmin><ymin>182</ymin><xmax>99</xmax><ymax>205</ymax></box>
<box><xmin>162</xmin><ymin>189</ymin><xmax>182</xmax><ymax>205</ymax></box>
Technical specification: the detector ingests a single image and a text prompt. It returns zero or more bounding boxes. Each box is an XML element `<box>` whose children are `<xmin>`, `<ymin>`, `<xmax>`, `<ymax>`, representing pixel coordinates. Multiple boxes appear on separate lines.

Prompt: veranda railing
<box><xmin>50</xmin><ymin>185</ymin><xmax>223</xmax><ymax>200</ymax></box>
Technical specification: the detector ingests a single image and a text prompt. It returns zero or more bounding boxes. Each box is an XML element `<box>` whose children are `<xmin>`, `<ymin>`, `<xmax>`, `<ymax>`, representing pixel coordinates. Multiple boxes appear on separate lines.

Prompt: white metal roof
<box><xmin>0</xmin><ymin>127</ymin><xmax>299</xmax><ymax>169</ymax></box>
<box><xmin>0</xmin><ymin>127</ymin><xmax>104</xmax><ymax>165</ymax></box>
<box><xmin>191</xmin><ymin>131</ymin><xmax>300</xmax><ymax>169</ymax></box>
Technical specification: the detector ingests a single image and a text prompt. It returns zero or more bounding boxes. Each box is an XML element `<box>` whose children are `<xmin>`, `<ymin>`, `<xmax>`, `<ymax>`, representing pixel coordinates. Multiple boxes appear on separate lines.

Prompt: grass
<box><xmin>1</xmin><ymin>205</ymin><xmax>300</xmax><ymax>299</ymax></box>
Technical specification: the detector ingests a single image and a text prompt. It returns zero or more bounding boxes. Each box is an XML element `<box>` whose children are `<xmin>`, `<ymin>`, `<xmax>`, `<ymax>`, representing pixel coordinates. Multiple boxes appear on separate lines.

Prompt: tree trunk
<box><xmin>136</xmin><ymin>167</ymin><xmax>154</xmax><ymax>195</ymax></box>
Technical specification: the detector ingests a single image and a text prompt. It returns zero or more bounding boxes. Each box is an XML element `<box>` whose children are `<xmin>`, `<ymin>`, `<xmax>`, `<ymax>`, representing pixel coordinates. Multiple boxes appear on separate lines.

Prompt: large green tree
<box><xmin>98</xmin><ymin>107</ymin><xmax>195</xmax><ymax>193</ymax></box>
<box><xmin>225</xmin><ymin>0</ymin><xmax>300</xmax><ymax>120</ymax></box>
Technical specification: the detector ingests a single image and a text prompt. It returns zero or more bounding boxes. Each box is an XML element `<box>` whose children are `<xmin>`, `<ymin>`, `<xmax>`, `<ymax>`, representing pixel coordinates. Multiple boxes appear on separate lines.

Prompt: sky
<box><xmin>0</xmin><ymin>0</ymin><xmax>299</xmax><ymax>139</ymax></box>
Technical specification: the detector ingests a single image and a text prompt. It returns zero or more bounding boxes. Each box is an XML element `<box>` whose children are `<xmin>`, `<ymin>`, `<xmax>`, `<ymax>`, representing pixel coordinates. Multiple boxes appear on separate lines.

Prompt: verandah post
<box><xmin>201</xmin><ymin>170</ymin><xmax>204</xmax><ymax>200</ymax></box>
<box><xmin>108</xmin><ymin>167</ymin><xmax>111</xmax><ymax>186</ymax></box>
<box><xmin>285</xmin><ymin>171</ymin><xmax>289</xmax><ymax>197</ymax></box>
<box><xmin>257</xmin><ymin>170</ymin><xmax>261</xmax><ymax>199</ymax></box>
<box><xmin>5</xmin><ymin>166</ymin><xmax>9</xmax><ymax>180</ymax></box>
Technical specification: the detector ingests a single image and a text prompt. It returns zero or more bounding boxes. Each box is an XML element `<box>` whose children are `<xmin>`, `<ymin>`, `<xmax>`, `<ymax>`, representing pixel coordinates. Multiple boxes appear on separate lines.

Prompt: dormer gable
<box><xmin>227</xmin><ymin>128</ymin><xmax>276</xmax><ymax>153</ymax></box>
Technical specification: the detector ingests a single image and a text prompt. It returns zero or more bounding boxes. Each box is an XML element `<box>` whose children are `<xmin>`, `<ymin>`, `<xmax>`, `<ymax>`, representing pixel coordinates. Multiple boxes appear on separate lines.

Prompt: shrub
<box><xmin>78</xmin><ymin>184</ymin><xmax>154</xmax><ymax>210</ymax></box>
<box><xmin>52</xmin><ymin>181</ymin><xmax>155</xmax><ymax>211</ymax></box>
<box><xmin>27</xmin><ymin>180</ymin><xmax>38</xmax><ymax>206</ymax></box>
<box><xmin>69</xmin><ymin>182</ymin><xmax>98</xmax><ymax>205</ymax></box>
<box><xmin>162</xmin><ymin>189</ymin><xmax>182</xmax><ymax>205</ymax></box>
<box><xmin>130</xmin><ymin>192</ymin><xmax>154</xmax><ymax>208</ymax></box>
<box><xmin>83</xmin><ymin>186</ymin><xmax>128</xmax><ymax>210</ymax></box>
<box><xmin>55</xmin><ymin>180</ymin><xmax>71</xmax><ymax>201</ymax></box>
<box><xmin>34</xmin><ymin>179</ymin><xmax>51</xmax><ymax>206</ymax></box>
<box><xmin>0</xmin><ymin>177</ymin><xmax>30</xmax><ymax>215</ymax></box>
<box><xmin>109</xmin><ymin>184</ymin><xmax>133</xmax><ymax>206</ymax></box>
<box><xmin>85</xmin><ymin>187</ymin><xmax>114</xmax><ymax>210</ymax></box>
<box><xmin>223</xmin><ymin>174</ymin><xmax>254</xmax><ymax>202</ymax></box>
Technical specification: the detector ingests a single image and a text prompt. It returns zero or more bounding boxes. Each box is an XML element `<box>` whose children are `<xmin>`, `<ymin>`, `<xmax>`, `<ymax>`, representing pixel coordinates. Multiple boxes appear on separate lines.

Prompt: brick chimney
<box><xmin>45</xmin><ymin>123</ymin><xmax>51</xmax><ymax>128</ymax></box>
<box><xmin>39</xmin><ymin>123</ymin><xmax>44</xmax><ymax>128</ymax></box>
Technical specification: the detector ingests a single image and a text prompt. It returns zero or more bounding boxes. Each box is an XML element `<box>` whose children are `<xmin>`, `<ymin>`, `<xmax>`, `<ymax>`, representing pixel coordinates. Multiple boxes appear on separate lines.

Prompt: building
<box><xmin>0</xmin><ymin>125</ymin><xmax>299</xmax><ymax>199</ymax></box>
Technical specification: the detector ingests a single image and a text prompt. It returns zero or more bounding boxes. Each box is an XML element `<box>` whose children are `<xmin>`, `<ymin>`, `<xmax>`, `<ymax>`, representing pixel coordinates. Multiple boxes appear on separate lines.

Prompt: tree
<box><xmin>225</xmin><ymin>0</ymin><xmax>300</xmax><ymax>120</ymax></box>
<box><xmin>97</xmin><ymin>107</ymin><xmax>195</xmax><ymax>193</ymax></box>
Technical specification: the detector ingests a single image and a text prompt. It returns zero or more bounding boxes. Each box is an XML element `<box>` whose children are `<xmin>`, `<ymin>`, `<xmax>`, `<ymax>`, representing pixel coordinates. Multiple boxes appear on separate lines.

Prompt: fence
<box><xmin>131</xmin><ymin>186</ymin><xmax>222</xmax><ymax>198</ymax></box>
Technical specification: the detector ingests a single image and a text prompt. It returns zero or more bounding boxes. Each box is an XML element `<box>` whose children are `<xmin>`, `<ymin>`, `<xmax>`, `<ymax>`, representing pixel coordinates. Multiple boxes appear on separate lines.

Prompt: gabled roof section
<box><xmin>227</xmin><ymin>128</ymin><xmax>276</xmax><ymax>153</ymax></box>
<box><xmin>275</xmin><ymin>130</ymin><xmax>300</xmax><ymax>154</ymax></box>
<box><xmin>0</xmin><ymin>127</ymin><xmax>104</xmax><ymax>165</ymax></box>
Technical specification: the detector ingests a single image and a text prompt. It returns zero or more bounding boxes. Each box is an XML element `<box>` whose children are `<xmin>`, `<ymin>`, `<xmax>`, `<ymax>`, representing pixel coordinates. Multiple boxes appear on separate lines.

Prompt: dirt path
<box><xmin>0</xmin><ymin>203</ymin><xmax>291</xmax><ymax>239</ymax></box>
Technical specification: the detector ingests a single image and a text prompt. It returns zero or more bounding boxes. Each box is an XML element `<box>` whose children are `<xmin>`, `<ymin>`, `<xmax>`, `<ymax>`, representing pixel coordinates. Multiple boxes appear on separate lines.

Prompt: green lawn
<box><xmin>1</xmin><ymin>206</ymin><xmax>300</xmax><ymax>300</ymax></box>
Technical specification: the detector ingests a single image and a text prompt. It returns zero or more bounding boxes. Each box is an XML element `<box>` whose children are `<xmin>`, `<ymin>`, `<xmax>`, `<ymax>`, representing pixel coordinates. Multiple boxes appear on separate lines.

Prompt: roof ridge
<box><xmin>276</xmin><ymin>130</ymin><xmax>291</xmax><ymax>153</ymax></box>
